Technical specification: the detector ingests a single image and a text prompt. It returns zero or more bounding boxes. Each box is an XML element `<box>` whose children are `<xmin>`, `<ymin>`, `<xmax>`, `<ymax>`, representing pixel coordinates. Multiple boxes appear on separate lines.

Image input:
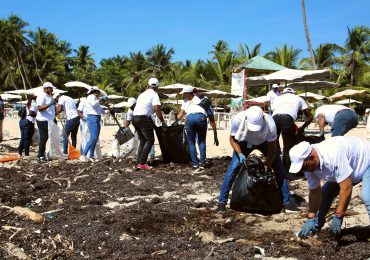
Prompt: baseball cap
<box><xmin>43</xmin><ymin>82</ymin><xmax>55</xmax><ymax>89</ymax></box>
<box><xmin>245</xmin><ymin>106</ymin><xmax>264</xmax><ymax>131</ymax></box>
<box><xmin>87</xmin><ymin>86</ymin><xmax>100</xmax><ymax>95</ymax></box>
<box><xmin>289</xmin><ymin>141</ymin><xmax>312</xmax><ymax>173</ymax></box>
<box><xmin>127</xmin><ymin>97</ymin><xmax>136</xmax><ymax>107</ymax></box>
<box><xmin>283</xmin><ymin>87</ymin><xmax>295</xmax><ymax>94</ymax></box>
<box><xmin>272</xmin><ymin>83</ymin><xmax>279</xmax><ymax>89</ymax></box>
<box><xmin>180</xmin><ymin>85</ymin><xmax>194</xmax><ymax>94</ymax></box>
<box><xmin>52</xmin><ymin>93</ymin><xmax>60</xmax><ymax>99</ymax></box>
<box><xmin>148</xmin><ymin>78</ymin><xmax>160</xmax><ymax>88</ymax></box>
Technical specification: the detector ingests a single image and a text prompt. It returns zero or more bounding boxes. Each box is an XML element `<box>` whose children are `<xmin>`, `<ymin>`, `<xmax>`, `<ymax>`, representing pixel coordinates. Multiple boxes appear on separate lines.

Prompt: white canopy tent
<box><xmin>298</xmin><ymin>92</ymin><xmax>327</xmax><ymax>100</ymax></box>
<box><xmin>246</xmin><ymin>68</ymin><xmax>331</xmax><ymax>87</ymax></box>
<box><xmin>204</xmin><ymin>90</ymin><xmax>241</xmax><ymax>98</ymax></box>
<box><xmin>158</xmin><ymin>84</ymin><xmax>208</xmax><ymax>94</ymax></box>
<box><xmin>0</xmin><ymin>93</ymin><xmax>22</xmax><ymax>100</ymax></box>
<box><xmin>287</xmin><ymin>81</ymin><xmax>339</xmax><ymax>91</ymax></box>
<box><xmin>329</xmin><ymin>89</ymin><xmax>366</xmax><ymax>100</ymax></box>
<box><xmin>64</xmin><ymin>81</ymin><xmax>91</xmax><ymax>90</ymax></box>
<box><xmin>25</xmin><ymin>86</ymin><xmax>67</xmax><ymax>96</ymax></box>
<box><xmin>335</xmin><ymin>99</ymin><xmax>361</xmax><ymax>105</ymax></box>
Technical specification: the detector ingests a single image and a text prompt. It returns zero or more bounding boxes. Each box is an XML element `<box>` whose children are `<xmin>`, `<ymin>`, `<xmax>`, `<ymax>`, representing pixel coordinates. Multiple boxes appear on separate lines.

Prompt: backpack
<box><xmin>18</xmin><ymin>106</ymin><xmax>27</xmax><ymax>119</ymax></box>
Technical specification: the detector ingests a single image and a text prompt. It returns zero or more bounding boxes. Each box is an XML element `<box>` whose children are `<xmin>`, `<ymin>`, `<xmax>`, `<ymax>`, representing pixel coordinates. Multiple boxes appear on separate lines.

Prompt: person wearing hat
<box><xmin>217</xmin><ymin>106</ymin><xmax>299</xmax><ymax>212</ymax></box>
<box><xmin>35</xmin><ymin>82</ymin><xmax>57</xmax><ymax>163</ymax></box>
<box><xmin>266</xmin><ymin>83</ymin><xmax>281</xmax><ymax>114</ymax></box>
<box><xmin>289</xmin><ymin>137</ymin><xmax>370</xmax><ymax>238</ymax></box>
<box><xmin>177</xmin><ymin>86</ymin><xmax>219</xmax><ymax>173</ymax></box>
<box><xmin>271</xmin><ymin>87</ymin><xmax>313</xmax><ymax>172</ymax></box>
<box><xmin>132</xmin><ymin>78</ymin><xmax>166</xmax><ymax>170</ymax></box>
<box><xmin>79</xmin><ymin>86</ymin><xmax>108</xmax><ymax>162</ymax></box>
<box><xmin>315</xmin><ymin>104</ymin><xmax>358</xmax><ymax>138</ymax></box>
<box><xmin>55</xmin><ymin>93</ymin><xmax>80</xmax><ymax>159</ymax></box>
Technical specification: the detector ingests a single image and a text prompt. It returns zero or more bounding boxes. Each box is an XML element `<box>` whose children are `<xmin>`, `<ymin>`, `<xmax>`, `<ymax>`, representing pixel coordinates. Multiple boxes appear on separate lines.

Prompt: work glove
<box><xmin>237</xmin><ymin>153</ymin><xmax>246</xmax><ymax>164</ymax></box>
<box><xmin>48</xmin><ymin>99</ymin><xmax>56</xmax><ymax>107</ymax></box>
<box><xmin>330</xmin><ymin>215</ymin><xmax>343</xmax><ymax>236</ymax></box>
<box><xmin>214</xmin><ymin>132</ymin><xmax>219</xmax><ymax>146</ymax></box>
<box><xmin>319</xmin><ymin>130</ymin><xmax>325</xmax><ymax>138</ymax></box>
<box><xmin>101</xmin><ymin>95</ymin><xmax>109</xmax><ymax>102</ymax></box>
<box><xmin>298</xmin><ymin>218</ymin><xmax>318</xmax><ymax>238</ymax></box>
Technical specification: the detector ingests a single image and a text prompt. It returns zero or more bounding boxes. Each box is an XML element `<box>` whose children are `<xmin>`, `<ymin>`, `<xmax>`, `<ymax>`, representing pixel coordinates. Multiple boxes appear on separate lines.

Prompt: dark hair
<box><xmin>26</xmin><ymin>96</ymin><xmax>35</xmax><ymax>108</ymax></box>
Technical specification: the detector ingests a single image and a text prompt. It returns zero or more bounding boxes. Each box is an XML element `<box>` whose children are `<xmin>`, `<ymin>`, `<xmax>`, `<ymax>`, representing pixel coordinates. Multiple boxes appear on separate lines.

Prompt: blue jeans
<box><xmin>18</xmin><ymin>119</ymin><xmax>35</xmax><ymax>156</ymax></box>
<box><xmin>331</xmin><ymin>109</ymin><xmax>358</xmax><ymax>137</ymax></box>
<box><xmin>83</xmin><ymin>115</ymin><xmax>101</xmax><ymax>158</ymax></box>
<box><xmin>63</xmin><ymin>116</ymin><xmax>80</xmax><ymax>154</ymax></box>
<box><xmin>219</xmin><ymin>141</ymin><xmax>291</xmax><ymax>206</ymax></box>
<box><xmin>186</xmin><ymin>113</ymin><xmax>207</xmax><ymax>167</ymax></box>
<box><xmin>315</xmin><ymin>166</ymin><xmax>370</xmax><ymax>228</ymax></box>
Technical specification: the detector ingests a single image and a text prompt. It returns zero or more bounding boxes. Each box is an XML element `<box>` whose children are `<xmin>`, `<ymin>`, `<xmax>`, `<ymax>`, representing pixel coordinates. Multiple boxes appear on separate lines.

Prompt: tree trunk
<box><xmin>302</xmin><ymin>0</ymin><xmax>317</xmax><ymax>69</ymax></box>
<box><xmin>16</xmin><ymin>56</ymin><xmax>27</xmax><ymax>90</ymax></box>
<box><xmin>18</xmin><ymin>52</ymin><xmax>32</xmax><ymax>88</ymax></box>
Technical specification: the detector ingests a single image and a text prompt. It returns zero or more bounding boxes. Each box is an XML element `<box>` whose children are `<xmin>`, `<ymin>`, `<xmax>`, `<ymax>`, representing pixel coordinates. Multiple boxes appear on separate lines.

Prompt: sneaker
<box><xmin>282</xmin><ymin>202</ymin><xmax>301</xmax><ymax>214</ymax></box>
<box><xmin>217</xmin><ymin>203</ymin><xmax>226</xmax><ymax>212</ymax></box>
<box><xmin>63</xmin><ymin>153</ymin><xmax>69</xmax><ymax>160</ymax></box>
<box><xmin>136</xmin><ymin>164</ymin><xmax>153</xmax><ymax>171</ymax></box>
<box><xmin>88</xmin><ymin>157</ymin><xmax>95</xmax><ymax>162</ymax></box>
<box><xmin>79</xmin><ymin>155</ymin><xmax>88</xmax><ymax>162</ymax></box>
<box><xmin>37</xmin><ymin>157</ymin><xmax>47</xmax><ymax>164</ymax></box>
<box><xmin>23</xmin><ymin>156</ymin><xmax>30</xmax><ymax>160</ymax></box>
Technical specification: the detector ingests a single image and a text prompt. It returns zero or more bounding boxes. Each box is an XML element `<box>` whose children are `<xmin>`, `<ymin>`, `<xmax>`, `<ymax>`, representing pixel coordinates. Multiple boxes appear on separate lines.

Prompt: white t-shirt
<box><xmin>266</xmin><ymin>89</ymin><xmax>280</xmax><ymax>106</ymax></box>
<box><xmin>230</xmin><ymin>111</ymin><xmax>277</xmax><ymax>146</ymax></box>
<box><xmin>58</xmin><ymin>95</ymin><xmax>78</xmax><ymax>120</ymax></box>
<box><xmin>126</xmin><ymin>108</ymin><xmax>133</xmax><ymax>121</ymax></box>
<box><xmin>84</xmin><ymin>94</ymin><xmax>102</xmax><ymax>116</ymax></box>
<box><xmin>305</xmin><ymin>136</ymin><xmax>370</xmax><ymax>189</ymax></box>
<box><xmin>272</xmin><ymin>93</ymin><xmax>308</xmax><ymax>120</ymax></box>
<box><xmin>26</xmin><ymin>101</ymin><xmax>38</xmax><ymax>124</ymax></box>
<box><xmin>133</xmin><ymin>89</ymin><xmax>161</xmax><ymax>117</ymax></box>
<box><xmin>183</xmin><ymin>96</ymin><xmax>207</xmax><ymax>115</ymax></box>
<box><xmin>314</xmin><ymin>105</ymin><xmax>350</xmax><ymax>125</ymax></box>
<box><xmin>36</xmin><ymin>92</ymin><xmax>55</xmax><ymax>122</ymax></box>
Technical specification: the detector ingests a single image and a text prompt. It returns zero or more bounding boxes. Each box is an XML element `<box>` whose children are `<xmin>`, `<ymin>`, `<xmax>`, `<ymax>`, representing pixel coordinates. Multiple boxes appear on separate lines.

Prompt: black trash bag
<box><xmin>154</xmin><ymin>124</ymin><xmax>190</xmax><ymax>164</ymax></box>
<box><xmin>297</xmin><ymin>133</ymin><xmax>325</xmax><ymax>144</ymax></box>
<box><xmin>230</xmin><ymin>156</ymin><xmax>283</xmax><ymax>214</ymax></box>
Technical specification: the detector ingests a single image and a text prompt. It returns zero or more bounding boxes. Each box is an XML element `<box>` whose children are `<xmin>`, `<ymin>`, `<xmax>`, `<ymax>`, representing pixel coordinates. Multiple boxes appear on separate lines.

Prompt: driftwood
<box><xmin>6</xmin><ymin>242</ymin><xmax>28</xmax><ymax>259</ymax></box>
<box><xmin>1</xmin><ymin>205</ymin><xmax>44</xmax><ymax>224</ymax></box>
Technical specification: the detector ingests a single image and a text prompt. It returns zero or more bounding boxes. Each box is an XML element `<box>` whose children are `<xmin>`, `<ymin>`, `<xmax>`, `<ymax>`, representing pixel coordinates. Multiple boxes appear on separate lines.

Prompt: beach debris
<box><xmin>6</xmin><ymin>243</ymin><xmax>28</xmax><ymax>259</ymax></box>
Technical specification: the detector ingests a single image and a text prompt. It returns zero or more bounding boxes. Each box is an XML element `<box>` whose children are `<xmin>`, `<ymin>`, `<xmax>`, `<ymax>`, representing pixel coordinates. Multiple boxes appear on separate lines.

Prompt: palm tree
<box><xmin>121</xmin><ymin>51</ymin><xmax>149</xmax><ymax>95</ymax></box>
<box><xmin>209</xmin><ymin>40</ymin><xmax>230</xmax><ymax>60</ymax></box>
<box><xmin>299</xmin><ymin>43</ymin><xmax>340</xmax><ymax>69</ymax></box>
<box><xmin>237</xmin><ymin>43</ymin><xmax>262</xmax><ymax>63</ymax></box>
<box><xmin>73</xmin><ymin>45</ymin><xmax>96</xmax><ymax>71</ymax></box>
<box><xmin>336</xmin><ymin>26</ymin><xmax>370</xmax><ymax>86</ymax></box>
<box><xmin>265</xmin><ymin>44</ymin><xmax>302</xmax><ymax>68</ymax></box>
<box><xmin>145</xmin><ymin>44</ymin><xmax>175</xmax><ymax>80</ymax></box>
<box><xmin>302</xmin><ymin>0</ymin><xmax>316</xmax><ymax>69</ymax></box>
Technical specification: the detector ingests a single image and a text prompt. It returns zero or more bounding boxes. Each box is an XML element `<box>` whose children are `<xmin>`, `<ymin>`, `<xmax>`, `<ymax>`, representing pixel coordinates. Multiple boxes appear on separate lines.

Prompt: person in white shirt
<box><xmin>217</xmin><ymin>106</ymin><xmax>298</xmax><ymax>213</ymax></box>
<box><xmin>315</xmin><ymin>104</ymin><xmax>358</xmax><ymax>137</ymax></box>
<box><xmin>266</xmin><ymin>83</ymin><xmax>281</xmax><ymax>114</ymax></box>
<box><xmin>271</xmin><ymin>87</ymin><xmax>313</xmax><ymax>172</ymax></box>
<box><xmin>177</xmin><ymin>86</ymin><xmax>219</xmax><ymax>173</ymax></box>
<box><xmin>132</xmin><ymin>78</ymin><xmax>165</xmax><ymax>170</ymax></box>
<box><xmin>36</xmin><ymin>82</ymin><xmax>57</xmax><ymax>163</ymax></box>
<box><xmin>18</xmin><ymin>96</ymin><xmax>37</xmax><ymax>158</ymax></box>
<box><xmin>79</xmin><ymin>86</ymin><xmax>108</xmax><ymax>162</ymax></box>
<box><xmin>289</xmin><ymin>137</ymin><xmax>370</xmax><ymax>238</ymax></box>
<box><xmin>55</xmin><ymin>94</ymin><xmax>80</xmax><ymax>157</ymax></box>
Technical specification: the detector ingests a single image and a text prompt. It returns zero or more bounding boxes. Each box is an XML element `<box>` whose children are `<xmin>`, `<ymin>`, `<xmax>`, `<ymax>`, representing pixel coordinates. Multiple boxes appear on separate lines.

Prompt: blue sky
<box><xmin>1</xmin><ymin>0</ymin><xmax>369</xmax><ymax>64</ymax></box>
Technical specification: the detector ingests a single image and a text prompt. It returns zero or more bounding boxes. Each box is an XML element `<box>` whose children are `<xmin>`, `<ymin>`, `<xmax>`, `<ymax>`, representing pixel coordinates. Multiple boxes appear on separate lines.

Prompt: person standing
<box><xmin>79</xmin><ymin>86</ymin><xmax>107</xmax><ymax>162</ymax></box>
<box><xmin>0</xmin><ymin>96</ymin><xmax>4</xmax><ymax>142</ymax></box>
<box><xmin>271</xmin><ymin>87</ymin><xmax>313</xmax><ymax>172</ymax></box>
<box><xmin>266</xmin><ymin>84</ymin><xmax>280</xmax><ymax>114</ymax></box>
<box><xmin>18</xmin><ymin>96</ymin><xmax>37</xmax><ymax>158</ymax></box>
<box><xmin>35</xmin><ymin>82</ymin><xmax>57</xmax><ymax>163</ymax></box>
<box><xmin>177</xmin><ymin>86</ymin><xmax>219</xmax><ymax>173</ymax></box>
<box><xmin>55</xmin><ymin>94</ymin><xmax>80</xmax><ymax>158</ymax></box>
<box><xmin>217</xmin><ymin>106</ymin><xmax>299</xmax><ymax>212</ymax></box>
<box><xmin>289</xmin><ymin>137</ymin><xmax>370</xmax><ymax>238</ymax></box>
<box><xmin>315</xmin><ymin>104</ymin><xmax>358</xmax><ymax>137</ymax></box>
<box><xmin>132</xmin><ymin>78</ymin><xmax>166</xmax><ymax>170</ymax></box>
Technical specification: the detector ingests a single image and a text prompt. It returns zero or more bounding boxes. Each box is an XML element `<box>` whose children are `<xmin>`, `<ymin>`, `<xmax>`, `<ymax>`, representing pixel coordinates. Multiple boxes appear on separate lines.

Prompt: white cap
<box><xmin>148</xmin><ymin>78</ymin><xmax>160</xmax><ymax>88</ymax></box>
<box><xmin>245</xmin><ymin>106</ymin><xmax>264</xmax><ymax>131</ymax></box>
<box><xmin>43</xmin><ymin>82</ymin><xmax>55</xmax><ymax>89</ymax></box>
<box><xmin>289</xmin><ymin>141</ymin><xmax>313</xmax><ymax>173</ymax></box>
<box><xmin>87</xmin><ymin>86</ymin><xmax>100</xmax><ymax>95</ymax></box>
<box><xmin>283</xmin><ymin>87</ymin><xmax>295</xmax><ymax>94</ymax></box>
<box><xmin>52</xmin><ymin>93</ymin><xmax>60</xmax><ymax>99</ymax></box>
<box><xmin>180</xmin><ymin>85</ymin><xmax>194</xmax><ymax>94</ymax></box>
<box><xmin>127</xmin><ymin>97</ymin><xmax>136</xmax><ymax>107</ymax></box>
<box><xmin>272</xmin><ymin>83</ymin><xmax>279</xmax><ymax>89</ymax></box>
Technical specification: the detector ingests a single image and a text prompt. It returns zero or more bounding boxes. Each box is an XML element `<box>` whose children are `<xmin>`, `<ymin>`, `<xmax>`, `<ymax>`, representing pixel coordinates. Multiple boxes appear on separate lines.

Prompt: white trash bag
<box><xmin>46</xmin><ymin>122</ymin><xmax>63</xmax><ymax>160</ymax></box>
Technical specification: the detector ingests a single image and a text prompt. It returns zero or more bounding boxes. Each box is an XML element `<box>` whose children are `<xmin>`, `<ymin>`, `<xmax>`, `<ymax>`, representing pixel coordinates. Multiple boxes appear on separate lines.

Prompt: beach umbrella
<box><xmin>335</xmin><ymin>99</ymin><xmax>361</xmax><ymax>105</ymax></box>
<box><xmin>25</xmin><ymin>86</ymin><xmax>67</xmax><ymax>96</ymax></box>
<box><xmin>287</xmin><ymin>81</ymin><xmax>339</xmax><ymax>91</ymax></box>
<box><xmin>112</xmin><ymin>101</ymin><xmax>130</xmax><ymax>108</ymax></box>
<box><xmin>0</xmin><ymin>93</ymin><xmax>22</xmax><ymax>100</ymax></box>
<box><xmin>298</xmin><ymin>92</ymin><xmax>327</xmax><ymax>100</ymax></box>
<box><xmin>64</xmin><ymin>81</ymin><xmax>91</xmax><ymax>90</ymax></box>
<box><xmin>158</xmin><ymin>84</ymin><xmax>208</xmax><ymax>94</ymax></box>
<box><xmin>5</xmin><ymin>89</ymin><xmax>29</xmax><ymax>95</ymax></box>
<box><xmin>107</xmin><ymin>94</ymin><xmax>127</xmax><ymax>100</ymax></box>
<box><xmin>204</xmin><ymin>90</ymin><xmax>241</xmax><ymax>98</ymax></box>
<box><xmin>329</xmin><ymin>89</ymin><xmax>366</xmax><ymax>99</ymax></box>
